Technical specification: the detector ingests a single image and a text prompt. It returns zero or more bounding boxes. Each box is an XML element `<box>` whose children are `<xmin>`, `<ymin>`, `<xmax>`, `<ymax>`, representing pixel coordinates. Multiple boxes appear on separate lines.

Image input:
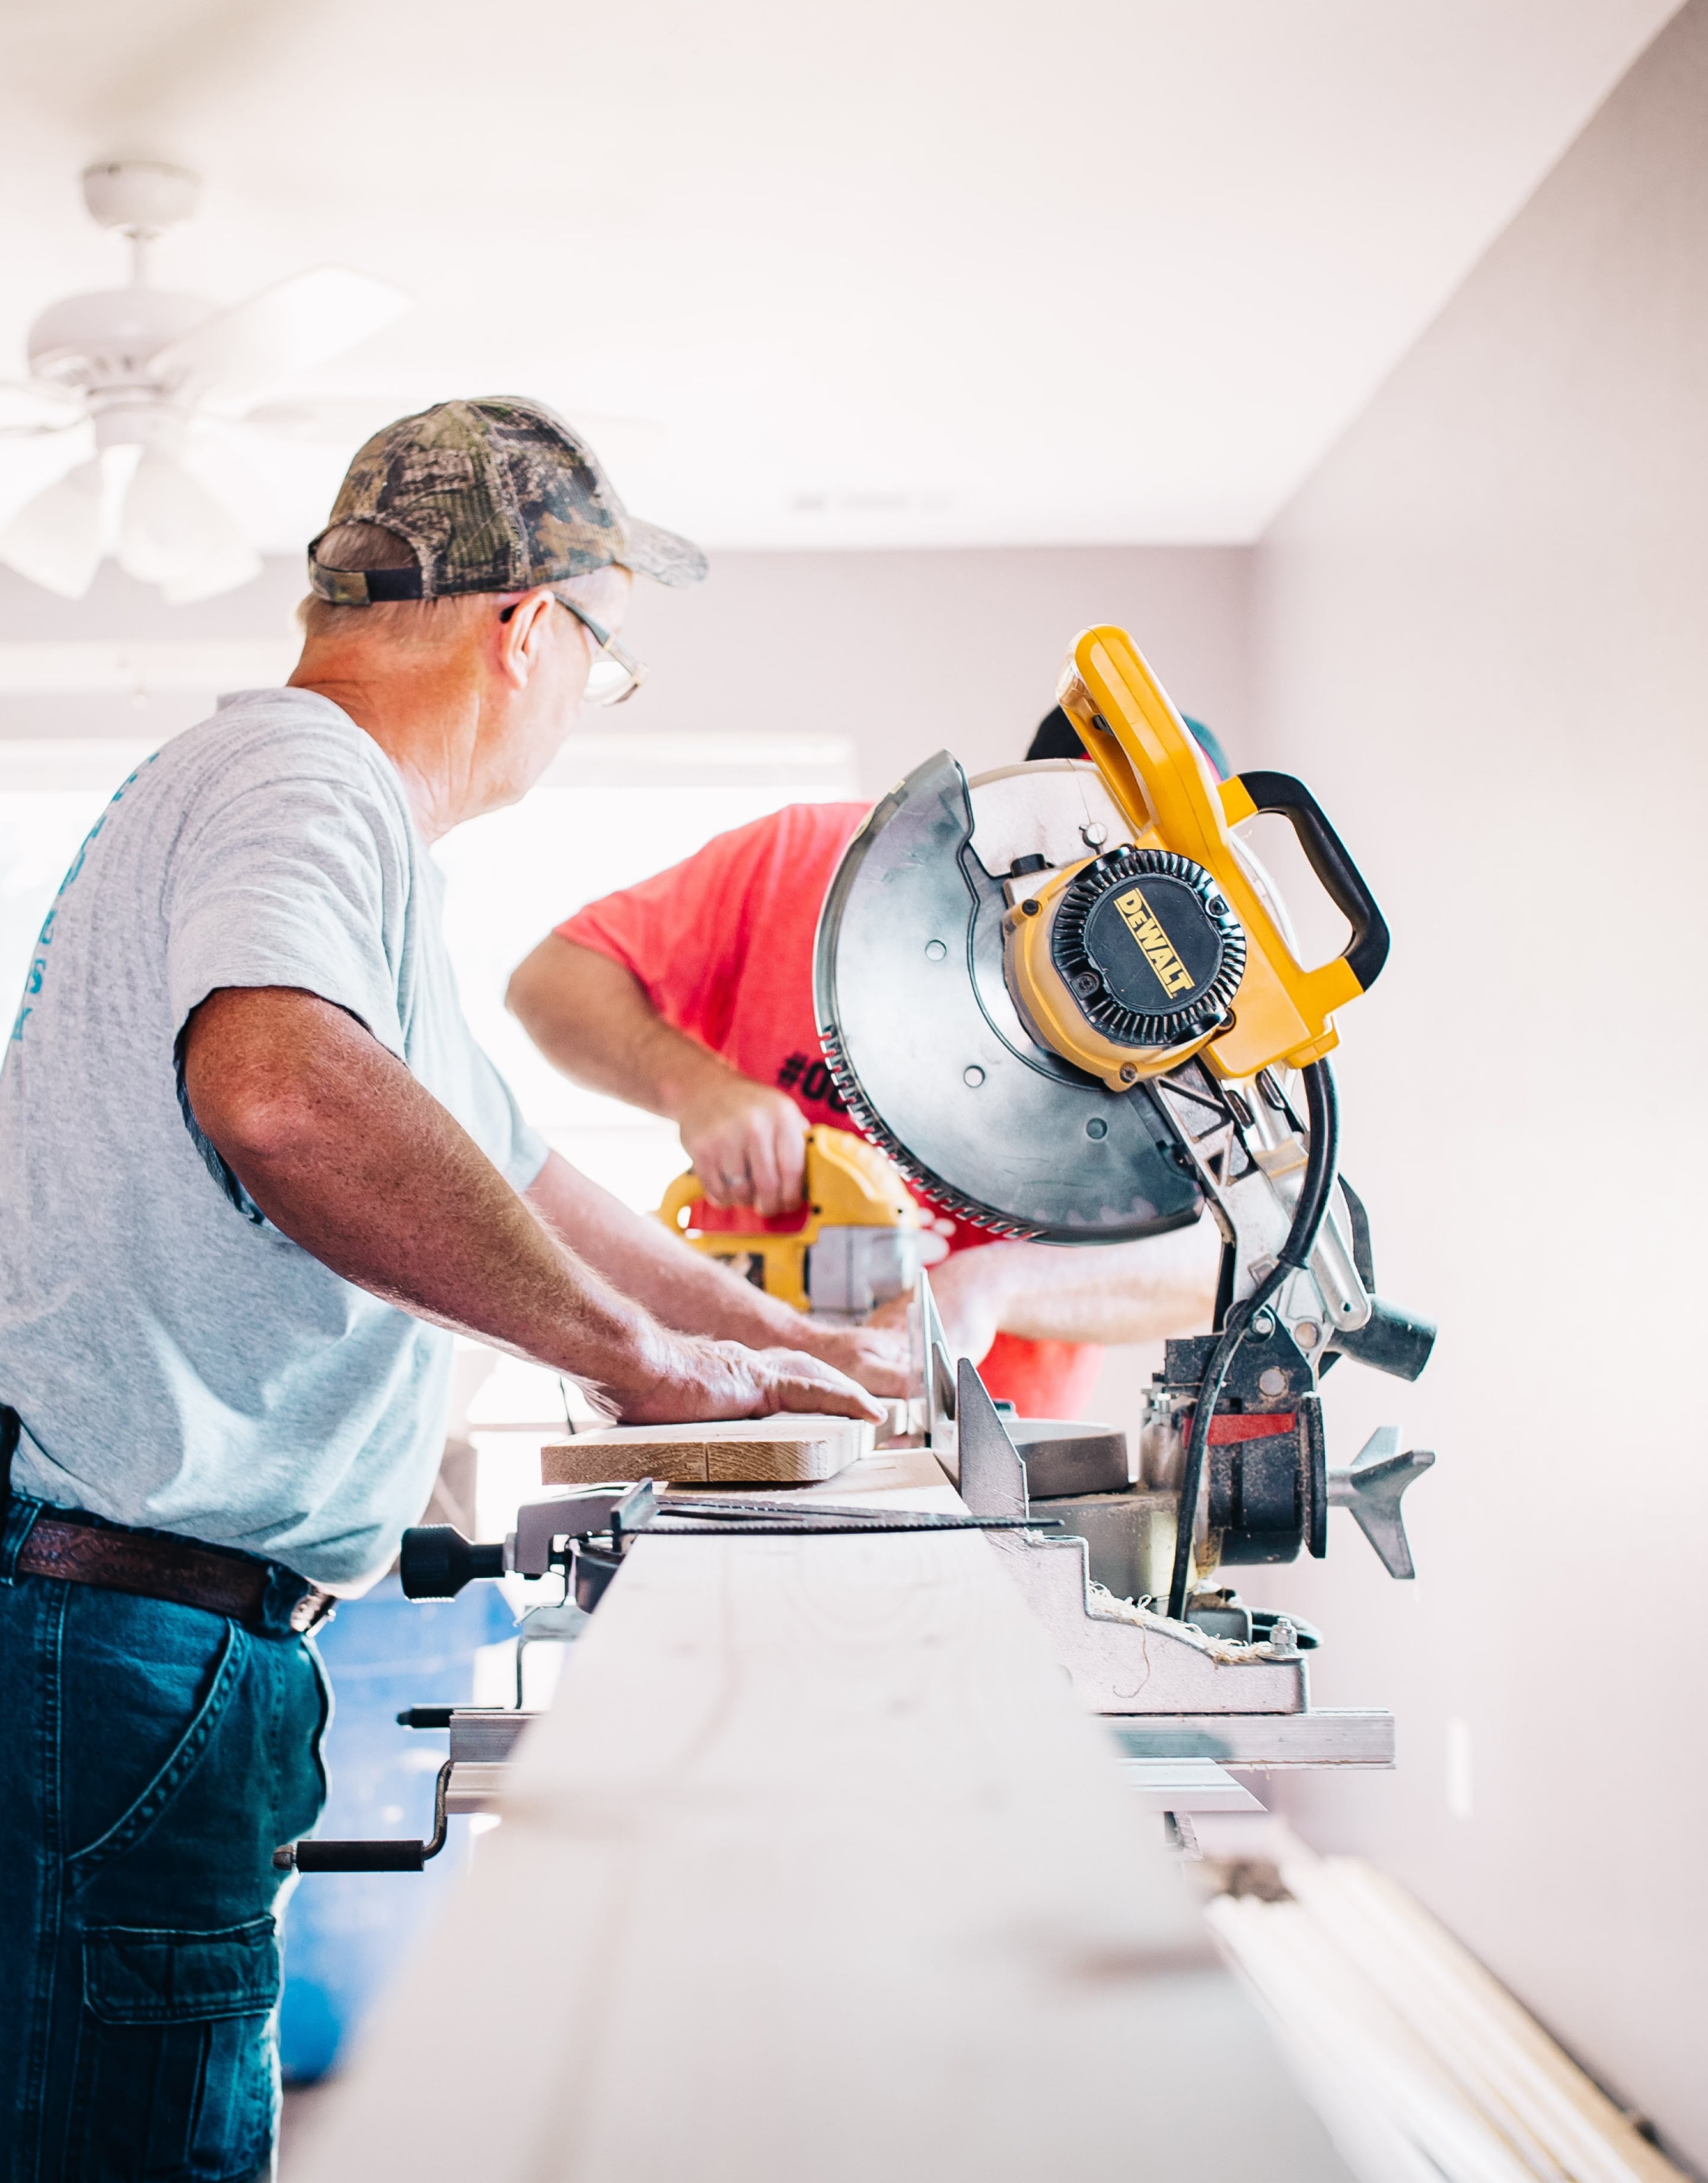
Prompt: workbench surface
<box><xmin>292</xmin><ymin>1445</ymin><xmax>1347</xmax><ymax>2182</ymax></box>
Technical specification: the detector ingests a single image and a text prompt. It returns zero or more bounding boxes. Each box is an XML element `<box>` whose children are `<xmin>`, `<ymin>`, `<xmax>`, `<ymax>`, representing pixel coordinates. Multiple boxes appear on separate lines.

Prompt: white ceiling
<box><xmin>0</xmin><ymin>0</ymin><xmax>1681</xmax><ymax>552</ymax></box>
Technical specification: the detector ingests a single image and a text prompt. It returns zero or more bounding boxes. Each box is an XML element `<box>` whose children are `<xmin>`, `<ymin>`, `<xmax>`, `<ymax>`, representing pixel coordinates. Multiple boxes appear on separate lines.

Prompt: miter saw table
<box><xmin>276</xmin><ymin>1382</ymin><xmax>1397</xmax><ymax>1873</ymax></box>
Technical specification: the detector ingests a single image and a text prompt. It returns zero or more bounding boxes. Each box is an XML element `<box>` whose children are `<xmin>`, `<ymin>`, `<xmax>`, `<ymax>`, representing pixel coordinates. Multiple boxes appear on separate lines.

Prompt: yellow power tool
<box><xmin>656</xmin><ymin>1125</ymin><xmax>929</xmax><ymax>1317</ymax></box>
<box><xmin>1007</xmin><ymin>624</ymin><xmax>1390</xmax><ymax>1089</ymax></box>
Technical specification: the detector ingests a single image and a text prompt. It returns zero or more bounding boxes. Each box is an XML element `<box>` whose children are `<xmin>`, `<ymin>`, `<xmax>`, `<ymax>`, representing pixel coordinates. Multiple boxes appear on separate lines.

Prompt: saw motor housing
<box><xmin>1008</xmin><ymin>624</ymin><xmax>1390</xmax><ymax>1089</ymax></box>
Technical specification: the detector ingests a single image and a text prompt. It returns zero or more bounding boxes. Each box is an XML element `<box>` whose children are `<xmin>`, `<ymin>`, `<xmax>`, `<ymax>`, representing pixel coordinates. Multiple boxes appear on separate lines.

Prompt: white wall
<box><xmin>1239</xmin><ymin>4</ymin><xmax>1708</xmax><ymax>2163</ymax></box>
<box><xmin>618</xmin><ymin>545</ymin><xmax>1252</xmax><ymax>795</ymax></box>
<box><xmin>0</xmin><ymin>545</ymin><xmax>1251</xmax><ymax>787</ymax></box>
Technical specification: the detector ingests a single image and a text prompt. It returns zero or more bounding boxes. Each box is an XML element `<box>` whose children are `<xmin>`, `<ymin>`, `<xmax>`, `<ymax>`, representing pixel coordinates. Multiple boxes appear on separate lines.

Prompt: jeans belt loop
<box><xmin>260</xmin><ymin>1558</ymin><xmax>336</xmax><ymax>1639</ymax></box>
<box><xmin>0</xmin><ymin>1408</ymin><xmax>42</xmax><ymax>1585</ymax></box>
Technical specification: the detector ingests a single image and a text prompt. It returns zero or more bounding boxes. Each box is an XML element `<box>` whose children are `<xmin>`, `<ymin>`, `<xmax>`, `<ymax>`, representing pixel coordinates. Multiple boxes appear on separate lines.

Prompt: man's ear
<box><xmin>495</xmin><ymin>590</ymin><xmax>557</xmax><ymax>690</ymax></box>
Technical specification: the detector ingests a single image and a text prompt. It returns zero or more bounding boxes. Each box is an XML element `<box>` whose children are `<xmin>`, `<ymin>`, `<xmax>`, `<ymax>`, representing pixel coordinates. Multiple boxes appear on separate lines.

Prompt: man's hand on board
<box><xmin>610</xmin><ymin>1334</ymin><xmax>885</xmax><ymax>1427</ymax></box>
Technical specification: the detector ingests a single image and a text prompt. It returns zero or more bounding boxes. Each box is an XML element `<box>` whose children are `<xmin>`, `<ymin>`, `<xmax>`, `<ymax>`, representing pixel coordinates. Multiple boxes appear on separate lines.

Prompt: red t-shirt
<box><xmin>556</xmin><ymin>803</ymin><xmax>1102</xmax><ymax>1418</ymax></box>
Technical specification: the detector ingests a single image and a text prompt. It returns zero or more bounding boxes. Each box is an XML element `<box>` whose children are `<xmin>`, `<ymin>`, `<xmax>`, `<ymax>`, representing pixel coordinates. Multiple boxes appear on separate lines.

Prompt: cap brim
<box><xmin>620</xmin><ymin>515</ymin><xmax>708</xmax><ymax>588</ymax></box>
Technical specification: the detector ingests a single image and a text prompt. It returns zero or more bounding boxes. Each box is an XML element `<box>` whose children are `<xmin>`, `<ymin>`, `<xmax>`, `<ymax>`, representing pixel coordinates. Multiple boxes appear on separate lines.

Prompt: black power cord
<box><xmin>1164</xmin><ymin>1058</ymin><xmax>1341</xmax><ymax>1623</ymax></box>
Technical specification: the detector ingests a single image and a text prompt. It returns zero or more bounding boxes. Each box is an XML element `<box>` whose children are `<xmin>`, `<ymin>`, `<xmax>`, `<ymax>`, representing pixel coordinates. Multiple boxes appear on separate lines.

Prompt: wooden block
<box><xmin>540</xmin><ymin>1413</ymin><xmax>875</xmax><ymax>1488</ymax></box>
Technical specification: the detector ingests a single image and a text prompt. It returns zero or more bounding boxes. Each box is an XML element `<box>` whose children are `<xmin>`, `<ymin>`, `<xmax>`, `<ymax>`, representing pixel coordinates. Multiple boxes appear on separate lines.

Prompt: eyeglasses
<box><xmin>499</xmin><ymin>591</ymin><xmax>646</xmax><ymax>706</ymax></box>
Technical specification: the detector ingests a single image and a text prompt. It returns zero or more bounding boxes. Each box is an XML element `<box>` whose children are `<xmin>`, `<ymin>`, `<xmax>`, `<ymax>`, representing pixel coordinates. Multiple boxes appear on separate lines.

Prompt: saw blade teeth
<box><xmin>817</xmin><ymin>1026</ymin><xmax>1038</xmax><ymax>1240</ymax></box>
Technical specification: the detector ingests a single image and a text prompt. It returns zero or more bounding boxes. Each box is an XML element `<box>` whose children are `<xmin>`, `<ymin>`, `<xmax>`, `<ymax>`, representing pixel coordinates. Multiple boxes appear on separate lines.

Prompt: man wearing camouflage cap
<box><xmin>0</xmin><ymin>399</ymin><xmax>899</xmax><ymax>2178</ymax></box>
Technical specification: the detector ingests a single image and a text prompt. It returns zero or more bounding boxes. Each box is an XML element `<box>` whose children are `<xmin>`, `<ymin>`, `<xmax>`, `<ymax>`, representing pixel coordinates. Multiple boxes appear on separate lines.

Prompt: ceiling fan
<box><xmin>0</xmin><ymin>161</ymin><xmax>410</xmax><ymax>604</ymax></box>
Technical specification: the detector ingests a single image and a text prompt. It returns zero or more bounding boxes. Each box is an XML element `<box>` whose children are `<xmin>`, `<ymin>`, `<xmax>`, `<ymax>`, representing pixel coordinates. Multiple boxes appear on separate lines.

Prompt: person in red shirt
<box><xmin>507</xmin><ymin>712</ymin><xmax>1225</xmax><ymax>1415</ymax></box>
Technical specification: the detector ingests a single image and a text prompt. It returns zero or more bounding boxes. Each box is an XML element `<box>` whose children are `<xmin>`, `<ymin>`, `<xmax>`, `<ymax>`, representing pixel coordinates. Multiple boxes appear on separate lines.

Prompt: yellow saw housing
<box><xmin>657</xmin><ymin>1125</ymin><xmax>923</xmax><ymax>1315</ymax></box>
<box><xmin>1005</xmin><ymin>625</ymin><xmax>1390</xmax><ymax>1089</ymax></box>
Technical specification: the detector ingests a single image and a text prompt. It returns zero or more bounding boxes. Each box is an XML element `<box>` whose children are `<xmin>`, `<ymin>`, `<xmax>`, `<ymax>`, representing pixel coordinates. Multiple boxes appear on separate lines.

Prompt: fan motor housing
<box><xmin>1005</xmin><ymin>847</ymin><xmax>1247</xmax><ymax>1090</ymax></box>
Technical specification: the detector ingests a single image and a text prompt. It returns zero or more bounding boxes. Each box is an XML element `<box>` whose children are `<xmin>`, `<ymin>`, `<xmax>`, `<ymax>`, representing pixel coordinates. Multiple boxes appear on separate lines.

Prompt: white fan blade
<box><xmin>0</xmin><ymin>380</ymin><xmax>86</xmax><ymax>435</ymax></box>
<box><xmin>118</xmin><ymin>453</ymin><xmax>262</xmax><ymax>604</ymax></box>
<box><xmin>0</xmin><ymin>459</ymin><xmax>106</xmax><ymax>598</ymax></box>
<box><xmin>148</xmin><ymin>268</ymin><xmax>411</xmax><ymax>406</ymax></box>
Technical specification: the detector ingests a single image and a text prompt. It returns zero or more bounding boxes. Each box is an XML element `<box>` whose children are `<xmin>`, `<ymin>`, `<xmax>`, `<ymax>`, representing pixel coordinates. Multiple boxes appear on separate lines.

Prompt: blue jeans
<box><xmin>0</xmin><ymin>1493</ymin><xmax>329</xmax><ymax>2183</ymax></box>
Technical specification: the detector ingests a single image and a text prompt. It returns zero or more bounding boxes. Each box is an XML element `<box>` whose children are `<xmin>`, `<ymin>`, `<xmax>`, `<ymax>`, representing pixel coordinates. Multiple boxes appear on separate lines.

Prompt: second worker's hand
<box><xmin>611</xmin><ymin>1334</ymin><xmax>885</xmax><ymax>1427</ymax></box>
<box><xmin>678</xmin><ymin>1075</ymin><xmax>810</xmax><ymax>1215</ymax></box>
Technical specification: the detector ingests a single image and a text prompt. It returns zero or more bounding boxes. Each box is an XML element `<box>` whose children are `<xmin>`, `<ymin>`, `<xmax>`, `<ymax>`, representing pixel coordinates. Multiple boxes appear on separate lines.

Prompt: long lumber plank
<box><xmin>290</xmin><ymin>1447</ymin><xmax>1349</xmax><ymax>2183</ymax></box>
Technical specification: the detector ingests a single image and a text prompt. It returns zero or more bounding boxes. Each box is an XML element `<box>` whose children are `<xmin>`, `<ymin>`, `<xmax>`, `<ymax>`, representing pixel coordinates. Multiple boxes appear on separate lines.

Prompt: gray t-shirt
<box><xmin>0</xmin><ymin>688</ymin><xmax>547</xmax><ymax>1587</ymax></box>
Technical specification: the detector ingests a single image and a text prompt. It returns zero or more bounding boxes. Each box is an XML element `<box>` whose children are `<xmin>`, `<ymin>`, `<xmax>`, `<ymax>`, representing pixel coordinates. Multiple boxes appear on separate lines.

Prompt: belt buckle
<box><xmin>289</xmin><ymin>1586</ymin><xmax>335</xmax><ymax>1634</ymax></box>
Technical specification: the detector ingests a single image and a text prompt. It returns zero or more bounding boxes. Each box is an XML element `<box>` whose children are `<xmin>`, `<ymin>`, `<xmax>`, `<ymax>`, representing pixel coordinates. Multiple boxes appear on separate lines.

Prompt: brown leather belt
<box><xmin>17</xmin><ymin>1514</ymin><xmax>335</xmax><ymax>1634</ymax></box>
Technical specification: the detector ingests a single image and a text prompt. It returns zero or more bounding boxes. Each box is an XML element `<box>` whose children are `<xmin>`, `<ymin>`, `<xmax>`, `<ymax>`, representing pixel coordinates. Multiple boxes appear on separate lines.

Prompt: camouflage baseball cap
<box><xmin>307</xmin><ymin>395</ymin><xmax>707</xmax><ymax>605</ymax></box>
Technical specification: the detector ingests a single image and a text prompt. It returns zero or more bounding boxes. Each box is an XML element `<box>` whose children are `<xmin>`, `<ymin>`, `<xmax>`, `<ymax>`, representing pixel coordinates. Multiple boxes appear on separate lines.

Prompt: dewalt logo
<box><xmin>1114</xmin><ymin>886</ymin><xmax>1196</xmax><ymax>999</ymax></box>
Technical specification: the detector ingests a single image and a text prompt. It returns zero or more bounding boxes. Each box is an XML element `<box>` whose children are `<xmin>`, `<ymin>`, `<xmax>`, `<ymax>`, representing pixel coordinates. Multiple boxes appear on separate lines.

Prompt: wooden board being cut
<box><xmin>540</xmin><ymin>1412</ymin><xmax>876</xmax><ymax>1487</ymax></box>
<box><xmin>290</xmin><ymin>1442</ymin><xmax>1350</xmax><ymax>2183</ymax></box>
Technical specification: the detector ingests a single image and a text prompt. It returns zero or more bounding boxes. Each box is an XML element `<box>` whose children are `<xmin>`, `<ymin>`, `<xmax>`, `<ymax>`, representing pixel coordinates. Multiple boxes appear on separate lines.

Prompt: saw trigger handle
<box><xmin>1233</xmin><ymin>771</ymin><xmax>1391</xmax><ymax>994</ymax></box>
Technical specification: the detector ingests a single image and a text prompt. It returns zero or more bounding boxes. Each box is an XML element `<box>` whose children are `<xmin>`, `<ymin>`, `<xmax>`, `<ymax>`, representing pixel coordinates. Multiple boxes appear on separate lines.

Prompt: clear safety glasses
<box><xmin>500</xmin><ymin>592</ymin><xmax>647</xmax><ymax>706</ymax></box>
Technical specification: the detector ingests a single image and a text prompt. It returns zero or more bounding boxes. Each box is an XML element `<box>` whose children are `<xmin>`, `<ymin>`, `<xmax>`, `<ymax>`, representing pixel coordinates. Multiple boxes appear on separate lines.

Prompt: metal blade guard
<box><xmin>813</xmin><ymin>749</ymin><xmax>1201</xmax><ymax>1242</ymax></box>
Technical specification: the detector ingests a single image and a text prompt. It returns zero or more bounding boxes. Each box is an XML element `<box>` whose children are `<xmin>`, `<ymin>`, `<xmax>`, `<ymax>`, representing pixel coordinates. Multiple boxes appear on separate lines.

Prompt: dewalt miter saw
<box><xmin>814</xmin><ymin>625</ymin><xmax>1438</xmax><ymax>1757</ymax></box>
<box><xmin>275</xmin><ymin>626</ymin><xmax>1438</xmax><ymax>1881</ymax></box>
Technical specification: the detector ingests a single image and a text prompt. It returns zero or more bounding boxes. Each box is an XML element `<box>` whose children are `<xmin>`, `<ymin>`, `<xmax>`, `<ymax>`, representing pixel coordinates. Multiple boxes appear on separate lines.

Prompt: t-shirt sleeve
<box><xmin>555</xmin><ymin>812</ymin><xmax>792</xmax><ymax>1048</ymax></box>
<box><xmin>164</xmin><ymin>738</ymin><xmax>413</xmax><ymax>1055</ymax></box>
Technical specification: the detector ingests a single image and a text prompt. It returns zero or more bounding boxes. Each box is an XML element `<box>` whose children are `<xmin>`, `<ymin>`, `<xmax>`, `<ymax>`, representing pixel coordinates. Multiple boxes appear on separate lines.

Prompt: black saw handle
<box><xmin>1235</xmin><ymin>771</ymin><xmax>1391</xmax><ymax>993</ymax></box>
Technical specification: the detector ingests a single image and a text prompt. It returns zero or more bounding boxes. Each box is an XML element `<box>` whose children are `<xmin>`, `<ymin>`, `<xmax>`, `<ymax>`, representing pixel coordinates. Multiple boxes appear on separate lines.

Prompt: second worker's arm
<box><xmin>508</xmin><ymin>935</ymin><xmax>810</xmax><ymax>1214</ymax></box>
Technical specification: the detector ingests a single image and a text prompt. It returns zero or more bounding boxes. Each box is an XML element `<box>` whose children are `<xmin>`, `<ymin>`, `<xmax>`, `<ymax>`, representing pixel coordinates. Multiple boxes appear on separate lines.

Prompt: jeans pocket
<box><xmin>68</xmin><ymin>1618</ymin><xmax>247</xmax><ymax>1874</ymax></box>
<box><xmin>69</xmin><ymin>1918</ymin><xmax>279</xmax><ymax>2182</ymax></box>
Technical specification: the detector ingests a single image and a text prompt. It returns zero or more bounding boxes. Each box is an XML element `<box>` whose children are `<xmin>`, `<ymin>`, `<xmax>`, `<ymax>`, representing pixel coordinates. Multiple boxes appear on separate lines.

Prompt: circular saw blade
<box><xmin>814</xmin><ymin>751</ymin><xmax>1202</xmax><ymax>1243</ymax></box>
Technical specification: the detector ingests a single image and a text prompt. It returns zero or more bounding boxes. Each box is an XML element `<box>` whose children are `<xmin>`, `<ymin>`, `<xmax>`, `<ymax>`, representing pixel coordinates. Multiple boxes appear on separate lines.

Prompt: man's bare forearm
<box><xmin>526</xmin><ymin>1150</ymin><xmax>816</xmax><ymax>1345</ymax></box>
<box><xmin>507</xmin><ymin>935</ymin><xmax>735</xmax><ymax>1121</ymax></box>
<box><xmin>184</xmin><ymin>988</ymin><xmax>675</xmax><ymax>1390</ymax></box>
<box><xmin>525</xmin><ymin>1153</ymin><xmax>912</xmax><ymax>1397</ymax></box>
<box><xmin>508</xmin><ymin>934</ymin><xmax>810</xmax><ymax>1214</ymax></box>
<box><xmin>180</xmin><ymin>987</ymin><xmax>884</xmax><ymax>1421</ymax></box>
